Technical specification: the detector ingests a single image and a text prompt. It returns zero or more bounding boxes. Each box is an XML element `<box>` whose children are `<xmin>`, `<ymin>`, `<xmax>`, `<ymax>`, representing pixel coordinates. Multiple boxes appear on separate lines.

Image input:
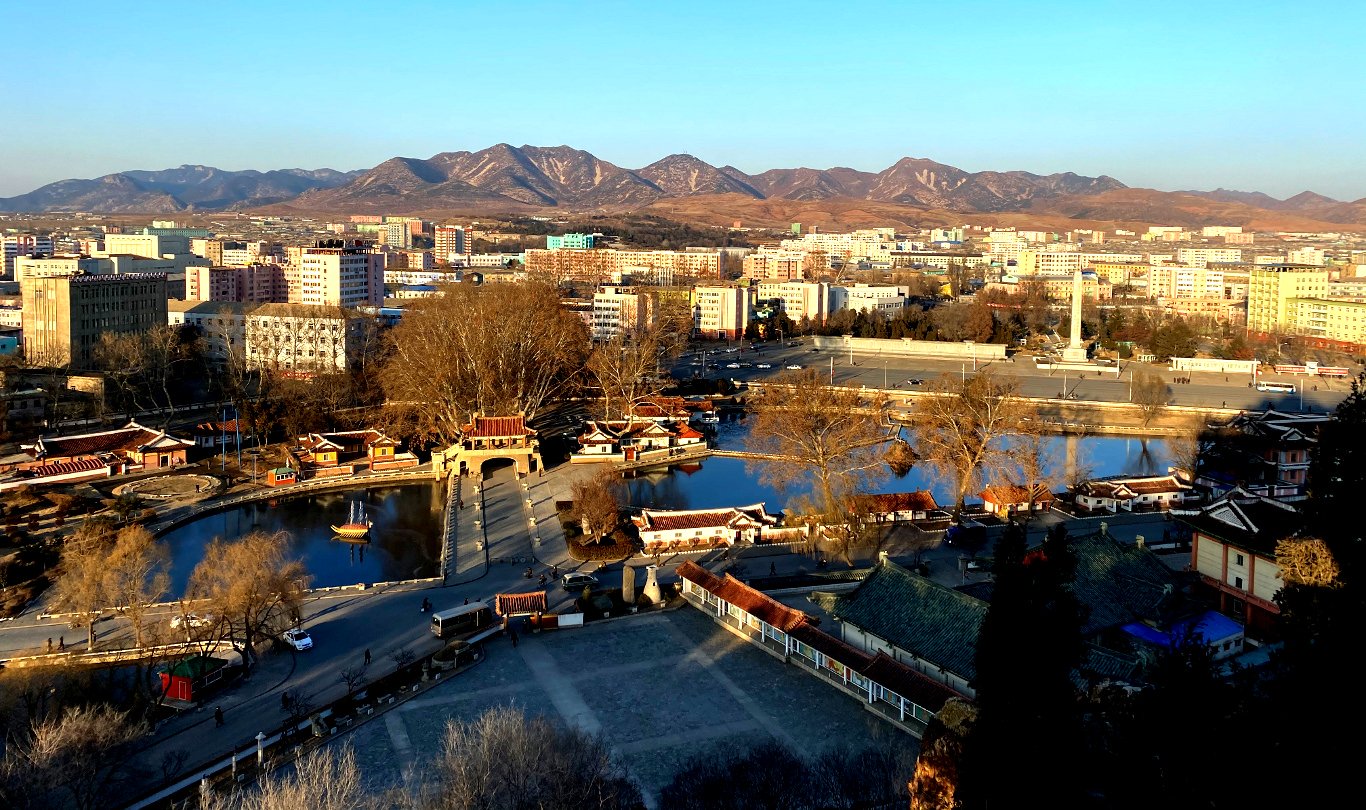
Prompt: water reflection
<box><xmin>160</xmin><ymin>483</ymin><xmax>444</xmax><ymax>595</ymax></box>
<box><xmin>624</xmin><ymin>428</ymin><xmax>1172</xmax><ymax>512</ymax></box>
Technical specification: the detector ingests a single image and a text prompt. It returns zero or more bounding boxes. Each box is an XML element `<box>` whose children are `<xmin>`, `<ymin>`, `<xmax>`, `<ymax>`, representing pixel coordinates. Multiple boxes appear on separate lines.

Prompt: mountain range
<box><xmin>3</xmin><ymin>145</ymin><xmax>1364</xmax><ymax>229</ymax></box>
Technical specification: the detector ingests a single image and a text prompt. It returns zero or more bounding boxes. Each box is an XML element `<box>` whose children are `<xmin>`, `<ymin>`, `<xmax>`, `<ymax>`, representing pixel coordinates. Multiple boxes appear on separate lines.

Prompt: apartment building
<box><xmin>1224</xmin><ymin>232</ymin><xmax>1255</xmax><ymax>245</ymax></box>
<box><xmin>829</xmin><ymin>283</ymin><xmax>907</xmax><ymax>314</ymax></box>
<box><xmin>547</xmin><ymin>233</ymin><xmax>595</xmax><ymax>250</ymax></box>
<box><xmin>381</xmin><ymin>222</ymin><xmax>413</xmax><ymax>249</ymax></box>
<box><xmin>295</xmin><ymin>243</ymin><xmax>384</xmax><ymax>307</ymax></box>
<box><xmin>988</xmin><ymin>273</ymin><xmax>1111</xmax><ymax>302</ymax></box>
<box><xmin>21</xmin><ymin>273</ymin><xmax>168</xmax><ymax>367</ymax></box>
<box><xmin>1201</xmin><ymin>226</ymin><xmax>1243</xmax><ymax>238</ymax></box>
<box><xmin>692</xmin><ymin>286</ymin><xmax>750</xmax><ymax>340</ymax></box>
<box><xmin>524</xmin><ymin>248</ymin><xmax>720</xmax><ymax>284</ymax></box>
<box><xmin>244</xmin><ymin>303</ymin><xmax>375</xmax><ymax>373</ymax></box>
<box><xmin>168</xmin><ymin>300</ymin><xmax>248</xmax><ymax>364</ymax></box>
<box><xmin>102</xmin><ymin>232</ymin><xmax>190</xmax><ymax>259</ymax></box>
<box><xmin>434</xmin><ymin>225</ymin><xmax>466</xmax><ymax>262</ymax></box>
<box><xmin>1247</xmin><ymin>266</ymin><xmax>1329</xmax><ymax>334</ymax></box>
<box><xmin>191</xmin><ymin>238</ymin><xmax>224</xmax><ymax>265</ymax></box>
<box><xmin>591</xmin><ymin>286</ymin><xmax>654</xmax><ymax>340</ymax></box>
<box><xmin>1148</xmin><ymin>265</ymin><xmax>1225</xmax><ymax>300</ymax></box>
<box><xmin>755</xmin><ymin>281</ymin><xmax>829</xmax><ymax>324</ymax></box>
<box><xmin>3</xmin><ymin>234</ymin><xmax>56</xmax><ymax>277</ymax></box>
<box><xmin>185</xmin><ymin>264</ymin><xmax>288</xmax><ymax>303</ymax></box>
<box><xmin>1285</xmin><ymin>298</ymin><xmax>1366</xmax><ymax>345</ymax></box>
<box><xmin>14</xmin><ymin>255</ymin><xmax>106</xmax><ymax>282</ymax></box>
<box><xmin>741</xmin><ymin>248</ymin><xmax>818</xmax><ymax>282</ymax></box>
<box><xmin>1176</xmin><ymin>248</ymin><xmax>1244</xmax><ymax>267</ymax></box>
<box><xmin>1287</xmin><ymin>247</ymin><xmax>1326</xmax><ymax>267</ymax></box>
<box><xmin>779</xmin><ymin>229</ymin><xmax>896</xmax><ymax>263</ymax></box>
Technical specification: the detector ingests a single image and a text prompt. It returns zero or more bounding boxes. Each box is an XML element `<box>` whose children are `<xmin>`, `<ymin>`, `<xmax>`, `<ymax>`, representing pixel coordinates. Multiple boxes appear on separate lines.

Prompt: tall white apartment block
<box><xmin>1287</xmin><ymin>247</ymin><xmax>1326</xmax><ymax>266</ymax></box>
<box><xmin>3</xmin><ymin>234</ymin><xmax>55</xmax><ymax>277</ymax></box>
<box><xmin>434</xmin><ymin>226</ymin><xmax>466</xmax><ymax>262</ymax></box>
<box><xmin>296</xmin><ymin>243</ymin><xmax>384</xmax><ymax>307</ymax></box>
<box><xmin>829</xmin><ymin>284</ymin><xmax>906</xmax><ymax>314</ymax></box>
<box><xmin>591</xmin><ymin>286</ymin><xmax>653</xmax><ymax>341</ymax></box>
<box><xmin>692</xmin><ymin>286</ymin><xmax>750</xmax><ymax>340</ymax></box>
<box><xmin>755</xmin><ymin>281</ymin><xmax>830</xmax><ymax>324</ymax></box>
<box><xmin>1148</xmin><ymin>265</ymin><xmax>1225</xmax><ymax>300</ymax></box>
<box><xmin>1176</xmin><ymin>248</ymin><xmax>1244</xmax><ymax>267</ymax></box>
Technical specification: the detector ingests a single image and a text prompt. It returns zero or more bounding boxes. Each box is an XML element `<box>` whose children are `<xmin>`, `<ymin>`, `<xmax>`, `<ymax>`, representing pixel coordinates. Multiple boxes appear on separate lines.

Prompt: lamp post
<box><xmin>883</xmin><ymin>359</ymin><xmax>888</xmax><ymax>390</ymax></box>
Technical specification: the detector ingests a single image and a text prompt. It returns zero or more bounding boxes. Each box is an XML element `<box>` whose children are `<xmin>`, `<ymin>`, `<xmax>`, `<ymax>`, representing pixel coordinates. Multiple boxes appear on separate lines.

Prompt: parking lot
<box><xmin>346</xmin><ymin>606</ymin><xmax>911</xmax><ymax>801</ymax></box>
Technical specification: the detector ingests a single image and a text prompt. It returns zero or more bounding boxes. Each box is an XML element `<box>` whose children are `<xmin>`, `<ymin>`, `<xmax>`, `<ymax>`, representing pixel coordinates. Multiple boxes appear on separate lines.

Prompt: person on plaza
<box><xmin>509</xmin><ymin>629</ymin><xmax>519</xmax><ymax>648</ymax></box>
<box><xmin>364</xmin><ymin>648</ymin><xmax>371</xmax><ymax>666</ymax></box>
<box><xmin>282</xmin><ymin>693</ymin><xmax>291</xmax><ymax>712</ymax></box>
<box><xmin>770</xmin><ymin>562</ymin><xmax>777</xmax><ymax>576</ymax></box>
<box><xmin>57</xmin><ymin>636</ymin><xmax>64</xmax><ymax>651</ymax></box>
<box><xmin>46</xmin><ymin>638</ymin><xmax>52</xmax><ymax>653</ymax></box>
<box><xmin>214</xmin><ymin>707</ymin><xmax>224</xmax><ymax>728</ymax></box>
<box><xmin>463</xmin><ymin>597</ymin><xmax>469</xmax><ymax>606</ymax></box>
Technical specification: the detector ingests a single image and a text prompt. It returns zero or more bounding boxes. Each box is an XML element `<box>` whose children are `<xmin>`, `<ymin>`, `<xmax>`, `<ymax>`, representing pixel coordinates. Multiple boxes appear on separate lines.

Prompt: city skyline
<box><xmin>2</xmin><ymin>0</ymin><xmax>1363</xmax><ymax>200</ymax></box>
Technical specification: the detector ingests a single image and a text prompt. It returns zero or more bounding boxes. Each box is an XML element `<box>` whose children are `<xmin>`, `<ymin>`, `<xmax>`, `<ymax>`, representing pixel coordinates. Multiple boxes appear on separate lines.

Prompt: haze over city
<box><xmin>2</xmin><ymin>0</ymin><xmax>1364</xmax><ymax>199</ymax></box>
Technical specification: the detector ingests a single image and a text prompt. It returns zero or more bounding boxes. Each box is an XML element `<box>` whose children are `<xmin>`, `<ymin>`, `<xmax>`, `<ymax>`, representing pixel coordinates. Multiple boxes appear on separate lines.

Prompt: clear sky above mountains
<box><xmin>2</xmin><ymin>0</ymin><xmax>1361</xmax><ymax>199</ymax></box>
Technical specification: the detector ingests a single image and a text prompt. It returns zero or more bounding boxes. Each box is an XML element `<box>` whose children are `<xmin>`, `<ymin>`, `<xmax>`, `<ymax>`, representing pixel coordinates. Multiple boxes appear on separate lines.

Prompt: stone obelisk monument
<box><xmin>1061</xmin><ymin>268</ymin><xmax>1089</xmax><ymax>363</ymax></box>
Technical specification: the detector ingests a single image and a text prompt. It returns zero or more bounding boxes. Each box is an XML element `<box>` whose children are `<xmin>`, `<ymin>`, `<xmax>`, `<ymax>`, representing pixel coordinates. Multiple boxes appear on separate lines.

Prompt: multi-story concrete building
<box><xmin>1148</xmin><ymin>265</ymin><xmax>1225</xmax><ymax>300</ymax></box>
<box><xmin>1285</xmin><ymin>297</ymin><xmax>1366</xmax><ymax>345</ymax></box>
<box><xmin>987</xmin><ymin>273</ymin><xmax>1112</xmax><ymax>302</ymax></box>
<box><xmin>780</xmin><ymin>229</ymin><xmax>896</xmax><ymax>263</ymax></box>
<box><xmin>591</xmin><ymin>286</ymin><xmax>654</xmax><ymax>340</ymax></box>
<box><xmin>1224</xmin><ymin>232</ymin><xmax>1255</xmax><ymax>245</ymax></box>
<box><xmin>546</xmin><ymin>233</ymin><xmax>595</xmax><ymax>250</ymax></box>
<box><xmin>433</xmin><ymin>226</ymin><xmax>466</xmax><ymax>263</ymax></box>
<box><xmin>741</xmin><ymin>248</ymin><xmax>818</xmax><ymax>282</ymax></box>
<box><xmin>691</xmin><ymin>286</ymin><xmax>750</xmax><ymax>340</ymax></box>
<box><xmin>1287</xmin><ymin>247</ymin><xmax>1326</xmax><ymax>267</ymax></box>
<box><xmin>1247</xmin><ymin>266</ymin><xmax>1330</xmax><ymax>335</ymax></box>
<box><xmin>755</xmin><ymin>281</ymin><xmax>830</xmax><ymax>324</ymax></box>
<box><xmin>1176</xmin><ymin>248</ymin><xmax>1244</xmax><ymax>267</ymax></box>
<box><xmin>829</xmin><ymin>283</ymin><xmax>907</xmax><ymax>314</ymax></box>
<box><xmin>244</xmin><ymin>303</ymin><xmax>375</xmax><ymax>373</ymax></box>
<box><xmin>190</xmin><ymin>238</ymin><xmax>225</xmax><ymax>265</ymax></box>
<box><xmin>185</xmin><ymin>264</ymin><xmax>288</xmax><ymax>303</ymax></box>
<box><xmin>3</xmin><ymin>234</ymin><xmax>55</xmax><ymax>277</ymax></box>
<box><xmin>381</xmin><ymin>222</ymin><xmax>413</xmax><ymax>249</ymax></box>
<box><xmin>21</xmin><ymin>273</ymin><xmax>168</xmax><ymax>367</ymax></box>
<box><xmin>168</xmin><ymin>300</ymin><xmax>248</xmax><ymax>364</ymax></box>
<box><xmin>525</xmin><ymin>248</ymin><xmax>720</xmax><ymax>284</ymax></box>
<box><xmin>1201</xmin><ymin>226</ymin><xmax>1243</xmax><ymax>238</ymax></box>
<box><xmin>295</xmin><ymin>243</ymin><xmax>384</xmax><ymax>307</ymax></box>
<box><xmin>102</xmin><ymin>232</ymin><xmax>190</xmax><ymax>259</ymax></box>
<box><xmin>383</xmin><ymin>268</ymin><xmax>462</xmax><ymax>287</ymax></box>
<box><xmin>13</xmin><ymin>255</ymin><xmax>106</xmax><ymax>282</ymax></box>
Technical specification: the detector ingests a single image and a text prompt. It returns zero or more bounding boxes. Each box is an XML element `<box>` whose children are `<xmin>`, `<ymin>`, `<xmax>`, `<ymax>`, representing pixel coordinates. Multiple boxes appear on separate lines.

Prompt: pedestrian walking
<box><xmin>509</xmin><ymin>629</ymin><xmax>518</xmax><ymax>648</ymax></box>
<box><xmin>463</xmin><ymin>597</ymin><xmax>469</xmax><ymax>606</ymax></box>
<box><xmin>770</xmin><ymin>562</ymin><xmax>777</xmax><ymax>576</ymax></box>
<box><xmin>214</xmin><ymin>707</ymin><xmax>224</xmax><ymax>728</ymax></box>
<box><xmin>364</xmin><ymin>648</ymin><xmax>371</xmax><ymax>666</ymax></box>
<box><xmin>57</xmin><ymin>636</ymin><xmax>64</xmax><ymax>651</ymax></box>
<box><xmin>282</xmin><ymin>693</ymin><xmax>291</xmax><ymax>712</ymax></box>
<box><xmin>46</xmin><ymin>638</ymin><xmax>52</xmax><ymax>653</ymax></box>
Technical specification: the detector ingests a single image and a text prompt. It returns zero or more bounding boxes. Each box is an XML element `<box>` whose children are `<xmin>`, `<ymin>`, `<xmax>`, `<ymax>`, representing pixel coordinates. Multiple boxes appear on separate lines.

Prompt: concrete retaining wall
<box><xmin>813</xmin><ymin>335</ymin><xmax>1008</xmax><ymax>361</ymax></box>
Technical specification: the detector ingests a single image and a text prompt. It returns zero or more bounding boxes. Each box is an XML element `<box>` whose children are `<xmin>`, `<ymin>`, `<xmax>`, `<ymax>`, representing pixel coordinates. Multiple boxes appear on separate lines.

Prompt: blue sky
<box><xmin>2</xmin><ymin>0</ymin><xmax>1362</xmax><ymax>199</ymax></box>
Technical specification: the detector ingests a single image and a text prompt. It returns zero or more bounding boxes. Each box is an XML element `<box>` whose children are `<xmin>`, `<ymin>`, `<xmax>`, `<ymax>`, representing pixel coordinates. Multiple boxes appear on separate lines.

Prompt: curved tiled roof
<box><xmin>830</xmin><ymin>560</ymin><xmax>987</xmax><ymax>683</ymax></box>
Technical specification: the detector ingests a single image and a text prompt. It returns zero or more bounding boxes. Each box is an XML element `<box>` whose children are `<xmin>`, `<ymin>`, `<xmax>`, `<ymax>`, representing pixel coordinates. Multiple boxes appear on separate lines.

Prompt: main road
<box><xmin>677</xmin><ymin>340</ymin><xmax>1352</xmax><ymax>413</ymax></box>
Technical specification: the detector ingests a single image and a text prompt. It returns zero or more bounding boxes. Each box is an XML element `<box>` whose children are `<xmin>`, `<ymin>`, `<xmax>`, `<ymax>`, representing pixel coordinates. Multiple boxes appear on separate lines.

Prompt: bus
<box><xmin>1255</xmin><ymin>381</ymin><xmax>1297</xmax><ymax>393</ymax></box>
<box><xmin>430</xmin><ymin>601</ymin><xmax>499</xmax><ymax>641</ymax></box>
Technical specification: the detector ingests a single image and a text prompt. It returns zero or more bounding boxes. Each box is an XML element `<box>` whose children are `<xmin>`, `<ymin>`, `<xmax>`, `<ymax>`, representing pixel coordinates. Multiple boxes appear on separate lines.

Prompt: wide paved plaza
<box><xmin>347</xmin><ymin>605</ymin><xmax>914</xmax><ymax>803</ymax></box>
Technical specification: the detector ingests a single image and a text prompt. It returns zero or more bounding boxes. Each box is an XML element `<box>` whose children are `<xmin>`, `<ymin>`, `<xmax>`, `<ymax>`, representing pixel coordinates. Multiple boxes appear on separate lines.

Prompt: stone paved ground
<box><xmin>345</xmin><ymin>606</ymin><xmax>914</xmax><ymax>805</ymax></box>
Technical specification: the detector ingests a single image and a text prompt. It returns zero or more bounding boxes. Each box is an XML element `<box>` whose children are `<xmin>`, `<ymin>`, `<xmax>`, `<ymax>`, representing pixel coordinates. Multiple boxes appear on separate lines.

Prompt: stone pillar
<box><xmin>1062</xmin><ymin>268</ymin><xmax>1089</xmax><ymax>363</ymax></box>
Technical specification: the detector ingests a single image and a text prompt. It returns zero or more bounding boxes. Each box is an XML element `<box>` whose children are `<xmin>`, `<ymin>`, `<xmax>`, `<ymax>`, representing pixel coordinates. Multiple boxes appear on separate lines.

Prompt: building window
<box><xmin>1234</xmin><ymin>576</ymin><xmax>1244</xmax><ymax>589</ymax></box>
<box><xmin>1235</xmin><ymin>553</ymin><xmax>1244</xmax><ymax>566</ymax></box>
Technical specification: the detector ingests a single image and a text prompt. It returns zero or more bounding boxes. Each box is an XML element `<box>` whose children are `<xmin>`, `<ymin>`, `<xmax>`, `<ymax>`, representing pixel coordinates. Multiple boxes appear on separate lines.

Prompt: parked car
<box><xmin>785</xmin><ymin>364</ymin><xmax>804</xmax><ymax>370</ymax></box>
<box><xmin>906</xmin><ymin>378</ymin><xmax>924</xmax><ymax>385</ymax></box>
<box><xmin>725</xmin><ymin>362</ymin><xmax>741</xmax><ymax>369</ymax></box>
<box><xmin>282</xmin><ymin>628</ymin><xmax>313</xmax><ymax>651</ymax></box>
<box><xmin>756</xmin><ymin>363</ymin><xmax>772</xmax><ymax>369</ymax></box>
<box><xmin>170</xmin><ymin>612</ymin><xmax>214</xmax><ymax>630</ymax></box>
<box><xmin>562</xmin><ymin>572</ymin><xmax>599</xmax><ymax>591</ymax></box>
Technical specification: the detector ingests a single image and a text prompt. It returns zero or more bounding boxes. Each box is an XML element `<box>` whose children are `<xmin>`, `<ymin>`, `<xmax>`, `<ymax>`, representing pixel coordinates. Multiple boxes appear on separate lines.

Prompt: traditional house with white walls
<box><xmin>1174</xmin><ymin>488</ymin><xmax>1303</xmax><ymax>637</ymax></box>
<box><xmin>288</xmin><ymin>429</ymin><xmax>417</xmax><ymax>480</ymax></box>
<box><xmin>980</xmin><ymin>483</ymin><xmax>1055</xmax><ymax>515</ymax></box>
<box><xmin>572</xmin><ymin>419</ymin><xmax>705</xmax><ymax>462</ymax></box>
<box><xmin>677</xmin><ymin>560</ymin><xmax>959</xmax><ymax>737</ymax></box>
<box><xmin>5</xmin><ymin>421</ymin><xmax>195</xmax><ymax>490</ymax></box>
<box><xmin>1073</xmin><ymin>473</ymin><xmax>1192</xmax><ymax>513</ymax></box>
<box><xmin>846</xmin><ymin>491</ymin><xmax>943</xmax><ymax>523</ymax></box>
<box><xmin>632</xmin><ymin>503</ymin><xmax>778</xmax><ymax>553</ymax></box>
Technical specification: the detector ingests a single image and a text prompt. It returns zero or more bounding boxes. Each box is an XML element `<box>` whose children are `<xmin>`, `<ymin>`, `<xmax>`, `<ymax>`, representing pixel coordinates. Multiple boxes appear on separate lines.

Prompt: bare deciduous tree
<box><xmin>186</xmin><ymin>531</ymin><xmax>309</xmax><ymax>673</ymax></box>
<box><xmin>748</xmin><ymin>369</ymin><xmax>892</xmax><ymax>518</ymax></box>
<box><xmin>913</xmin><ymin>371</ymin><xmax>1028</xmax><ymax>515</ymax></box>
<box><xmin>0</xmin><ymin>704</ymin><xmax>147</xmax><ymax>810</ymax></box>
<box><xmin>382</xmin><ymin>282</ymin><xmax>590</xmax><ymax>444</ymax></box>
<box><xmin>569</xmin><ymin>468</ymin><xmax>625</xmax><ymax>543</ymax></box>
<box><xmin>417</xmin><ymin>706</ymin><xmax>643</xmax><ymax>810</ymax></box>
<box><xmin>1276</xmin><ymin>537</ymin><xmax>1341</xmax><ymax>588</ymax></box>
<box><xmin>1132</xmin><ymin>371</ymin><xmax>1170</xmax><ymax>427</ymax></box>
<box><xmin>49</xmin><ymin>522</ymin><xmax>114</xmax><ymax>650</ymax></box>
<box><xmin>1010</xmin><ymin>417</ymin><xmax>1062</xmax><ymax>519</ymax></box>
<box><xmin>102</xmin><ymin>525</ymin><xmax>170</xmax><ymax>648</ymax></box>
<box><xmin>199</xmin><ymin>746</ymin><xmax>374</xmax><ymax>810</ymax></box>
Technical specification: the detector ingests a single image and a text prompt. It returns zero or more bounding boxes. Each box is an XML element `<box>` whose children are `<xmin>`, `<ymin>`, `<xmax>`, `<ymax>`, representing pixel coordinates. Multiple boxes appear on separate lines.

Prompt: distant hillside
<box><xmin>5</xmin><ymin>145</ymin><xmax>1363</xmax><ymax>230</ymax></box>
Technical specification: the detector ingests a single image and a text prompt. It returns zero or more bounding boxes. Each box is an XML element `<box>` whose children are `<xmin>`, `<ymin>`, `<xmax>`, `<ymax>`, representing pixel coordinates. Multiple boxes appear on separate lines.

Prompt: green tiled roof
<box><xmin>829</xmin><ymin>560</ymin><xmax>987</xmax><ymax>683</ymax></box>
<box><xmin>1069</xmin><ymin>530</ymin><xmax>1180</xmax><ymax>635</ymax></box>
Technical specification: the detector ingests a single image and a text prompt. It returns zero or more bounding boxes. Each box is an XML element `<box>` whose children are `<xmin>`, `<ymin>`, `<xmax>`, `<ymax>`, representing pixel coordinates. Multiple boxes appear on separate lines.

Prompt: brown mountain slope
<box><xmin>1030</xmin><ymin>188</ymin><xmax>1366</xmax><ymax>231</ymax></box>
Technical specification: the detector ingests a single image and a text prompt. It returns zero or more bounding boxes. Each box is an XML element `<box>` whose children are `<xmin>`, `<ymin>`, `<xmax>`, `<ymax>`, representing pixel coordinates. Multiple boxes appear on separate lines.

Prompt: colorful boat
<box><xmin>331</xmin><ymin>499</ymin><xmax>372</xmax><ymax>541</ymax></box>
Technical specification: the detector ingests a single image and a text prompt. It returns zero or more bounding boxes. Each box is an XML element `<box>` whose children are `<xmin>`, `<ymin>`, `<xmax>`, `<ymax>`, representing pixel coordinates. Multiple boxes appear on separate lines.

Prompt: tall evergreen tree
<box><xmin>960</xmin><ymin>523</ymin><xmax>1086</xmax><ymax>809</ymax></box>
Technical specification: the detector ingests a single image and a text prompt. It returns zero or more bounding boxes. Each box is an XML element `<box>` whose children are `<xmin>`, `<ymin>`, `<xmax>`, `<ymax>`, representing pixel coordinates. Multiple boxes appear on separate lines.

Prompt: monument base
<box><xmin>1060</xmin><ymin>346</ymin><xmax>1089</xmax><ymax>364</ymax></box>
